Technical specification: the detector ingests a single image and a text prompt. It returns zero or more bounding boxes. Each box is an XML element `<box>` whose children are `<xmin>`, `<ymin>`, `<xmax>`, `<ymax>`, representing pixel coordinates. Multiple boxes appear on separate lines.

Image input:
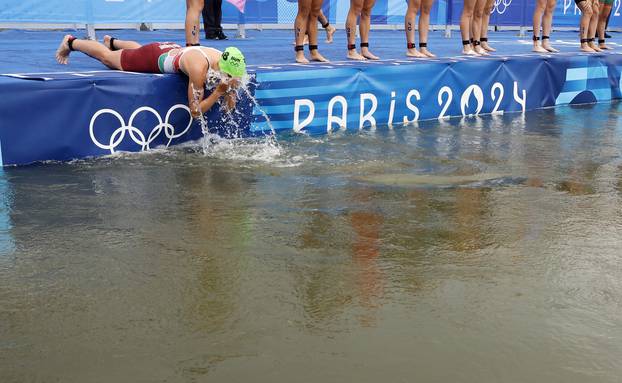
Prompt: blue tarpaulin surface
<box><xmin>1</xmin><ymin>29</ymin><xmax>621</xmax><ymax>165</ymax></box>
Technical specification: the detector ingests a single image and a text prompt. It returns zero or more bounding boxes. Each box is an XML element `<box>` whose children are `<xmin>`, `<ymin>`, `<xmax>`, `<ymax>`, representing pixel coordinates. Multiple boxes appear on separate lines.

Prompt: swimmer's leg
<box><xmin>480</xmin><ymin>0</ymin><xmax>496</xmax><ymax>52</ymax></box>
<box><xmin>405</xmin><ymin>0</ymin><xmax>426</xmax><ymax>58</ymax></box>
<box><xmin>419</xmin><ymin>0</ymin><xmax>436</xmax><ymax>57</ymax></box>
<box><xmin>460</xmin><ymin>0</ymin><xmax>479</xmax><ymax>55</ymax></box>
<box><xmin>295</xmin><ymin>0</ymin><xmax>312</xmax><ymax>63</ymax></box>
<box><xmin>308</xmin><ymin>0</ymin><xmax>329</xmax><ymax>62</ymax></box>
<box><xmin>578</xmin><ymin>0</ymin><xmax>596</xmax><ymax>52</ymax></box>
<box><xmin>318</xmin><ymin>10</ymin><xmax>336</xmax><ymax>43</ymax></box>
<box><xmin>346</xmin><ymin>0</ymin><xmax>366</xmax><ymax>60</ymax></box>
<box><xmin>598</xmin><ymin>3</ymin><xmax>613</xmax><ymax>49</ymax></box>
<box><xmin>103</xmin><ymin>35</ymin><xmax>141</xmax><ymax>50</ymax></box>
<box><xmin>588</xmin><ymin>0</ymin><xmax>602</xmax><ymax>51</ymax></box>
<box><xmin>56</xmin><ymin>35</ymin><xmax>123</xmax><ymax>69</ymax></box>
<box><xmin>359</xmin><ymin>0</ymin><xmax>380</xmax><ymax>60</ymax></box>
<box><xmin>185</xmin><ymin>0</ymin><xmax>204</xmax><ymax>46</ymax></box>
<box><xmin>471</xmin><ymin>0</ymin><xmax>489</xmax><ymax>55</ymax></box>
<box><xmin>541</xmin><ymin>0</ymin><xmax>559</xmax><ymax>52</ymax></box>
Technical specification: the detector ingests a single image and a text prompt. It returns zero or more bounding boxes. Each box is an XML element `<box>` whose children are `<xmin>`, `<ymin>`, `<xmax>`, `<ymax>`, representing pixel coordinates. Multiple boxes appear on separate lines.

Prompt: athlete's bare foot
<box><xmin>532</xmin><ymin>44</ymin><xmax>548</xmax><ymax>53</ymax></box>
<box><xmin>481</xmin><ymin>42</ymin><xmax>496</xmax><ymax>52</ymax></box>
<box><xmin>296</xmin><ymin>51</ymin><xmax>310</xmax><ymax>64</ymax></box>
<box><xmin>474</xmin><ymin>46</ymin><xmax>489</xmax><ymax>56</ymax></box>
<box><xmin>361</xmin><ymin>48</ymin><xmax>379</xmax><ymax>60</ymax></box>
<box><xmin>600</xmin><ymin>43</ymin><xmax>612</xmax><ymax>50</ymax></box>
<box><xmin>103</xmin><ymin>35</ymin><xmax>113</xmax><ymax>50</ymax></box>
<box><xmin>325</xmin><ymin>25</ymin><xmax>336</xmax><ymax>44</ymax></box>
<box><xmin>588</xmin><ymin>42</ymin><xmax>602</xmax><ymax>52</ymax></box>
<box><xmin>406</xmin><ymin>48</ymin><xmax>426</xmax><ymax>58</ymax></box>
<box><xmin>347</xmin><ymin>50</ymin><xmax>366</xmax><ymax>60</ymax></box>
<box><xmin>56</xmin><ymin>34</ymin><xmax>72</xmax><ymax>65</ymax></box>
<box><xmin>580</xmin><ymin>44</ymin><xmax>596</xmax><ymax>53</ymax></box>
<box><xmin>310</xmin><ymin>51</ymin><xmax>329</xmax><ymax>62</ymax></box>
<box><xmin>420</xmin><ymin>47</ymin><xmax>436</xmax><ymax>58</ymax></box>
<box><xmin>543</xmin><ymin>44</ymin><xmax>559</xmax><ymax>53</ymax></box>
<box><xmin>462</xmin><ymin>48</ymin><xmax>480</xmax><ymax>56</ymax></box>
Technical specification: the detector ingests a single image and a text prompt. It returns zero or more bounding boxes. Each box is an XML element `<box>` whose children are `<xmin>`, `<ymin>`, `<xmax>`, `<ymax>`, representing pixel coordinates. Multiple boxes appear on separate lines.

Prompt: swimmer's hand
<box><xmin>215</xmin><ymin>82</ymin><xmax>229</xmax><ymax>96</ymax></box>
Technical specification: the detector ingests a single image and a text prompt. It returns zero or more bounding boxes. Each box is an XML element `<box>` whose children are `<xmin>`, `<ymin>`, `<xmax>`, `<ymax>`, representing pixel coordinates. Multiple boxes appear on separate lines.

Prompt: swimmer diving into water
<box><xmin>55</xmin><ymin>35</ymin><xmax>246</xmax><ymax>118</ymax></box>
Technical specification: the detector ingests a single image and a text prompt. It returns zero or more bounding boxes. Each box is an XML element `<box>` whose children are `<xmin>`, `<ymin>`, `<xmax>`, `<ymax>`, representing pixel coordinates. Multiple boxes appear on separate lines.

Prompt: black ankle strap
<box><xmin>599</xmin><ymin>39</ymin><xmax>606</xmax><ymax>44</ymax></box>
<box><xmin>480</xmin><ymin>37</ymin><xmax>488</xmax><ymax>42</ymax></box>
<box><xmin>185</xmin><ymin>43</ymin><xmax>200</xmax><ymax>47</ymax></box>
<box><xmin>295</xmin><ymin>45</ymin><xmax>304</xmax><ymax>51</ymax></box>
<box><xmin>533</xmin><ymin>35</ymin><xmax>540</xmax><ymax>41</ymax></box>
<box><xmin>580</xmin><ymin>38</ymin><xmax>590</xmax><ymax>43</ymax></box>
<box><xmin>542</xmin><ymin>35</ymin><xmax>550</xmax><ymax>40</ymax></box>
<box><xmin>472</xmin><ymin>40</ymin><xmax>481</xmax><ymax>46</ymax></box>
<box><xmin>348</xmin><ymin>44</ymin><xmax>356</xmax><ymax>50</ymax></box>
<box><xmin>308</xmin><ymin>44</ymin><xmax>318</xmax><ymax>51</ymax></box>
<box><xmin>321</xmin><ymin>21</ymin><xmax>330</xmax><ymax>29</ymax></box>
<box><xmin>419</xmin><ymin>42</ymin><xmax>427</xmax><ymax>48</ymax></box>
<box><xmin>462</xmin><ymin>40</ymin><xmax>471</xmax><ymax>46</ymax></box>
<box><xmin>407</xmin><ymin>42</ymin><xmax>416</xmax><ymax>49</ymax></box>
<box><xmin>67</xmin><ymin>36</ymin><xmax>76</xmax><ymax>51</ymax></box>
<box><xmin>360</xmin><ymin>42</ymin><xmax>369</xmax><ymax>48</ymax></box>
<box><xmin>109</xmin><ymin>37</ymin><xmax>117</xmax><ymax>51</ymax></box>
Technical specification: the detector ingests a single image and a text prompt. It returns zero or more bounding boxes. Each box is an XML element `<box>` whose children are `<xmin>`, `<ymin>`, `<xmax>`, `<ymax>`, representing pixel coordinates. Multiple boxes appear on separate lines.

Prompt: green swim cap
<box><xmin>219</xmin><ymin>47</ymin><xmax>246</xmax><ymax>78</ymax></box>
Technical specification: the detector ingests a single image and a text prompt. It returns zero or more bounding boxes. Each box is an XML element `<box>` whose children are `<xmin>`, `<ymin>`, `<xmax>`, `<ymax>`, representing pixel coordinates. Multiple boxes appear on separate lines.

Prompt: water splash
<box><xmin>192</xmin><ymin>70</ymin><xmax>283</xmax><ymax>162</ymax></box>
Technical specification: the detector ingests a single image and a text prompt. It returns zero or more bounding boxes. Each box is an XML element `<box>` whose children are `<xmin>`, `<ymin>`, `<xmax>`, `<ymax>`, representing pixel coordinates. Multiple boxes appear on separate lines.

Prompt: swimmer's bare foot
<box><xmin>542</xmin><ymin>44</ymin><xmax>559</xmax><ymax>53</ymax></box>
<box><xmin>463</xmin><ymin>48</ymin><xmax>480</xmax><ymax>56</ymax></box>
<box><xmin>580</xmin><ymin>43</ymin><xmax>596</xmax><ymax>53</ymax></box>
<box><xmin>103</xmin><ymin>35</ymin><xmax>113</xmax><ymax>50</ymax></box>
<box><xmin>481</xmin><ymin>41</ymin><xmax>496</xmax><ymax>52</ymax></box>
<box><xmin>599</xmin><ymin>42</ymin><xmax>612</xmax><ymax>50</ymax></box>
<box><xmin>56</xmin><ymin>34</ymin><xmax>73</xmax><ymax>65</ymax></box>
<box><xmin>406</xmin><ymin>48</ymin><xmax>426</xmax><ymax>58</ymax></box>
<box><xmin>474</xmin><ymin>46</ymin><xmax>489</xmax><ymax>56</ymax></box>
<box><xmin>420</xmin><ymin>48</ymin><xmax>436</xmax><ymax>58</ymax></box>
<box><xmin>325</xmin><ymin>25</ymin><xmax>336</xmax><ymax>44</ymax></box>
<box><xmin>532</xmin><ymin>44</ymin><xmax>548</xmax><ymax>53</ymax></box>
<box><xmin>361</xmin><ymin>48</ymin><xmax>379</xmax><ymax>60</ymax></box>
<box><xmin>347</xmin><ymin>49</ymin><xmax>366</xmax><ymax>60</ymax></box>
<box><xmin>296</xmin><ymin>51</ymin><xmax>309</xmax><ymax>64</ymax></box>
<box><xmin>588</xmin><ymin>42</ymin><xmax>602</xmax><ymax>52</ymax></box>
<box><xmin>310</xmin><ymin>51</ymin><xmax>329</xmax><ymax>62</ymax></box>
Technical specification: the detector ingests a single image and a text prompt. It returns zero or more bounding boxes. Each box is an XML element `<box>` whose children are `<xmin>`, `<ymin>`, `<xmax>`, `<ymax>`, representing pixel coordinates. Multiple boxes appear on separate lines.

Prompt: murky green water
<box><xmin>1</xmin><ymin>104</ymin><xmax>622</xmax><ymax>382</ymax></box>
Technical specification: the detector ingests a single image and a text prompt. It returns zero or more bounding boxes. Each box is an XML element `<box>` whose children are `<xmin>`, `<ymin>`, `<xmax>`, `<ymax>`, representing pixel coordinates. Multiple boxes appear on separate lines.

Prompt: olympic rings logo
<box><xmin>493</xmin><ymin>0</ymin><xmax>513</xmax><ymax>14</ymax></box>
<box><xmin>89</xmin><ymin>105</ymin><xmax>193</xmax><ymax>153</ymax></box>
